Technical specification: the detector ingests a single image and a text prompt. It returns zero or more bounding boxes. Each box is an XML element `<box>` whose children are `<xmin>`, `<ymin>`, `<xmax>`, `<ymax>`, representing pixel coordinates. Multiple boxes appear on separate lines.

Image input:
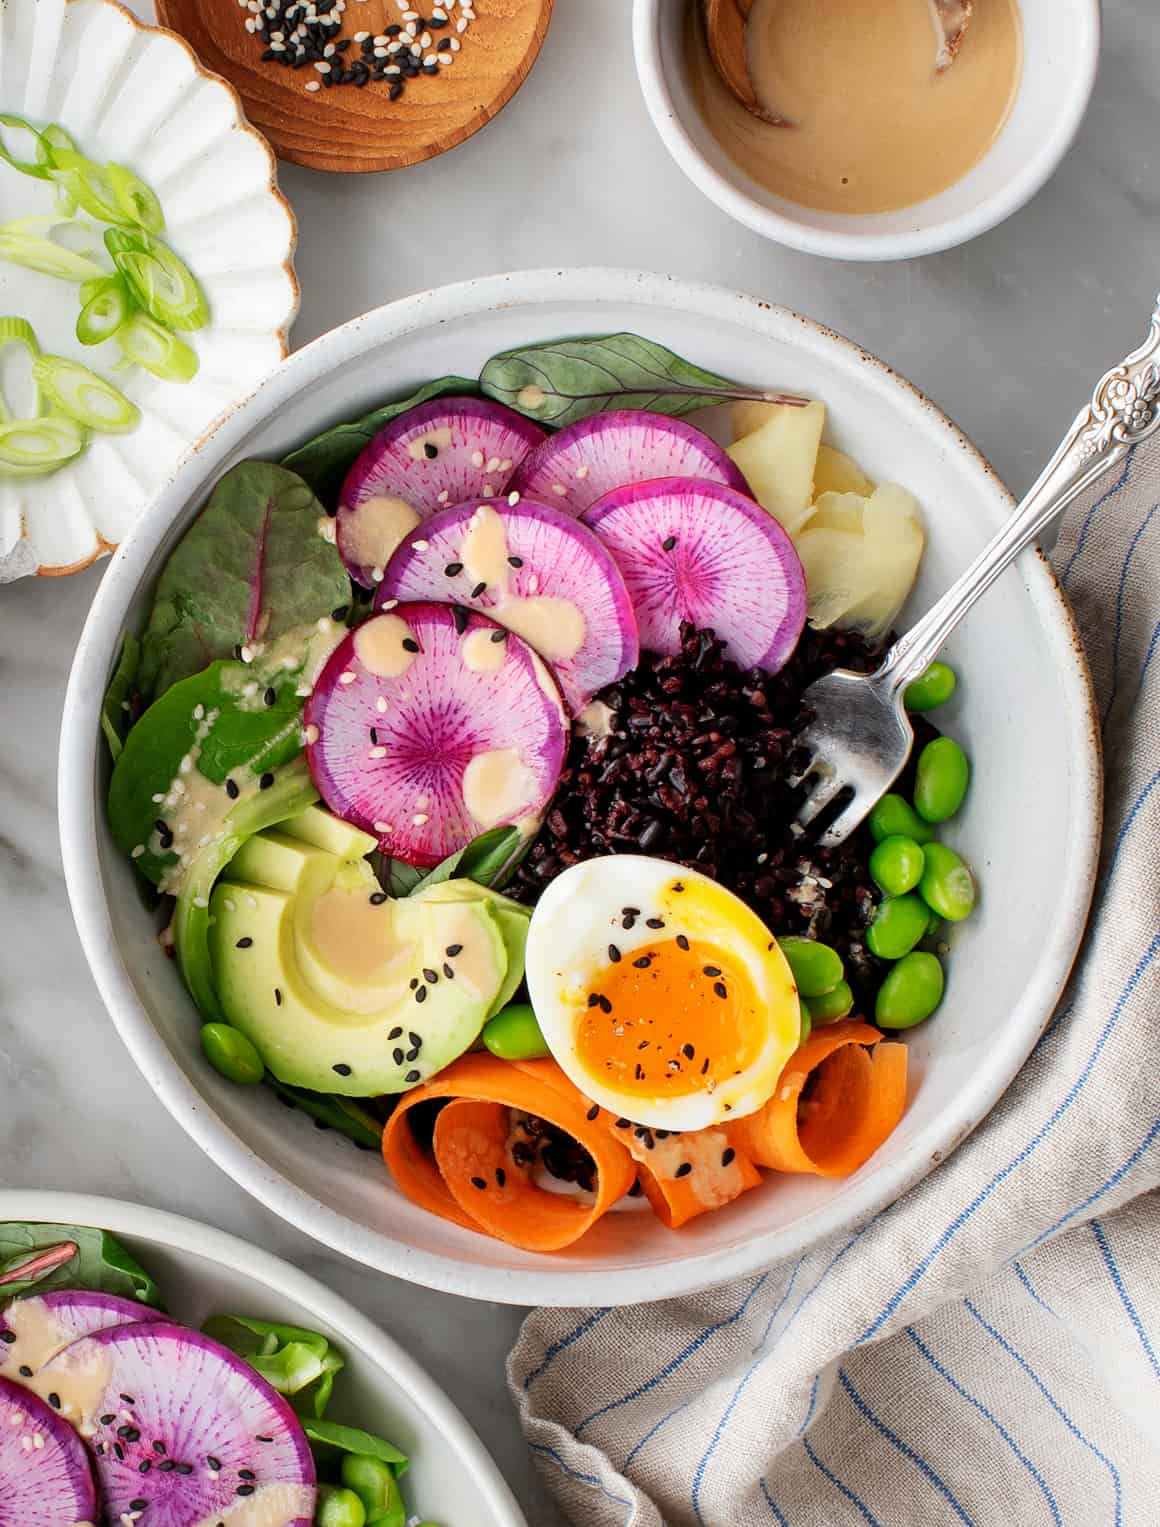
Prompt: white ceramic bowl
<box><xmin>0</xmin><ymin>1189</ymin><xmax>525</xmax><ymax>1526</ymax></box>
<box><xmin>632</xmin><ymin>0</ymin><xmax>1101</xmax><ymax>261</ymax></box>
<box><xmin>60</xmin><ymin>269</ymin><xmax>1100</xmax><ymax>1306</ymax></box>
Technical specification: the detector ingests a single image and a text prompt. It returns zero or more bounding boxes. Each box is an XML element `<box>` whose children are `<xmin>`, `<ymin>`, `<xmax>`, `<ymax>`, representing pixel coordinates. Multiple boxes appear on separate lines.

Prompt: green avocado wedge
<box><xmin>420</xmin><ymin>879</ymin><xmax>530</xmax><ymax>1018</ymax></box>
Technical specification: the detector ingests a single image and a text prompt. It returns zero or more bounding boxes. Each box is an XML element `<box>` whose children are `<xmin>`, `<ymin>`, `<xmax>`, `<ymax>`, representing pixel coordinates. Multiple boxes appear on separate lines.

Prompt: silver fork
<box><xmin>795</xmin><ymin>294</ymin><xmax>1160</xmax><ymax>848</ymax></box>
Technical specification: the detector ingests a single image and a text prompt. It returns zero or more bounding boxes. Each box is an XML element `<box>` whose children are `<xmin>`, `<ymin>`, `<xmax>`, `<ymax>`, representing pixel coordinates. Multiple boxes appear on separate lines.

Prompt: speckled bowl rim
<box><xmin>0</xmin><ymin>1189</ymin><xmax>526</xmax><ymax>1526</ymax></box>
<box><xmin>58</xmin><ymin>268</ymin><xmax>1102</xmax><ymax>1306</ymax></box>
<box><xmin>631</xmin><ymin>0</ymin><xmax>1103</xmax><ymax>262</ymax></box>
<box><xmin>33</xmin><ymin>0</ymin><xmax>299</xmax><ymax>577</ymax></box>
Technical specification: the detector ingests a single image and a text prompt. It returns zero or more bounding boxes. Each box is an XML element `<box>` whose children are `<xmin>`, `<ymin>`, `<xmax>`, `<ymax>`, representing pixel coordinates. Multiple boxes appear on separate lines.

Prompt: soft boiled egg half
<box><xmin>524</xmin><ymin>856</ymin><xmax>802</xmax><ymax>1131</ymax></box>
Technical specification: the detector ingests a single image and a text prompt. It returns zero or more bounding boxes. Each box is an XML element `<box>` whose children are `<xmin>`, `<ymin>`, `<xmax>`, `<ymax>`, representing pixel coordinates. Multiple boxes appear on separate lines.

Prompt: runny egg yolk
<box><xmin>575</xmin><ymin>937</ymin><xmax>765</xmax><ymax>1099</ymax></box>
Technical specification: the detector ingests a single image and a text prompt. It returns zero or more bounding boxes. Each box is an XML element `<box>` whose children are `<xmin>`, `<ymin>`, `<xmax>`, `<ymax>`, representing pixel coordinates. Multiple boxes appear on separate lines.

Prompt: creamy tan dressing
<box><xmin>420</xmin><ymin>900</ymin><xmax>501</xmax><ymax>1000</ymax></box>
<box><xmin>456</xmin><ymin>504</ymin><xmax>586</xmax><ymax>662</ymax></box>
<box><xmin>307</xmin><ymin>885</ymin><xmax>413</xmax><ymax>1011</ymax></box>
<box><xmin>459</xmin><ymin>503</ymin><xmax>512</xmax><ymax>591</ymax></box>
<box><xmin>7</xmin><ymin>1316</ymin><xmax>113</xmax><ymax>1436</ymax></box>
<box><xmin>461</xmin><ymin>627</ymin><xmax>508</xmax><ymax>674</ymax></box>
<box><xmin>690</xmin><ymin>0</ymin><xmax>1022</xmax><ymax>213</ymax></box>
<box><xmin>406</xmin><ymin>426</ymin><xmax>452</xmax><ymax>461</ymax></box>
<box><xmin>193</xmin><ymin>1482</ymin><xmax>317</xmax><ymax>1527</ymax></box>
<box><xmin>342</xmin><ymin>494</ymin><xmax>421</xmax><ymax>574</ymax></box>
<box><xmin>462</xmin><ymin>747</ymin><xmax>539</xmax><ymax>828</ymax></box>
<box><xmin>516</xmin><ymin>383</ymin><xmax>546</xmax><ymax>413</ymax></box>
<box><xmin>353</xmin><ymin>613</ymin><xmax>419</xmax><ymax>679</ymax></box>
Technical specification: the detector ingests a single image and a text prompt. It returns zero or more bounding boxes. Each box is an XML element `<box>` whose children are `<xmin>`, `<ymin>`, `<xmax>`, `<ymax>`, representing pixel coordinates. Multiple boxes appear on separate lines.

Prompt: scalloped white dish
<box><xmin>0</xmin><ymin>0</ymin><xmax>297</xmax><ymax>580</ymax></box>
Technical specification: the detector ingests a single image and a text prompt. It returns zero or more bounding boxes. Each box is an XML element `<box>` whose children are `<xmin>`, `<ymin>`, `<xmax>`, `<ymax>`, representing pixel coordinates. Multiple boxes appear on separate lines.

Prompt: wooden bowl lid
<box><xmin>156</xmin><ymin>0</ymin><xmax>553</xmax><ymax>173</ymax></box>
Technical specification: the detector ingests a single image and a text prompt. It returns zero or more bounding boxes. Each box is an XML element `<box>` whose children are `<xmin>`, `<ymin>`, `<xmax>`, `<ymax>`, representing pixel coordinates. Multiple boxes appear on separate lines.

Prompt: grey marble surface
<box><xmin>0</xmin><ymin>2</ymin><xmax>1156</xmax><ymax>1523</ymax></box>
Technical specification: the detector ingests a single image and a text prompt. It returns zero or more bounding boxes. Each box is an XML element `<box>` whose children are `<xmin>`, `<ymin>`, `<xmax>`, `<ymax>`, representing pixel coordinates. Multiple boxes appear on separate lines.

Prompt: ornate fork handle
<box><xmin>878</xmin><ymin>295</ymin><xmax>1160</xmax><ymax>692</ymax></box>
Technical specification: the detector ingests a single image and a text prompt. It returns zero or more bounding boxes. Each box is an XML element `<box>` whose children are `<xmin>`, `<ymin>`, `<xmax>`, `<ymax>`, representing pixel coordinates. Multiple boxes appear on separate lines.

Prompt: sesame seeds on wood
<box><xmin>157</xmin><ymin>0</ymin><xmax>554</xmax><ymax>173</ymax></box>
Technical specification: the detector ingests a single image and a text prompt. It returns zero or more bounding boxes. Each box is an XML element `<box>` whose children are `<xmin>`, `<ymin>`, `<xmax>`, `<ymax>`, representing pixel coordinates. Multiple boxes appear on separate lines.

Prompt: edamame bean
<box><xmin>904</xmin><ymin>661</ymin><xmax>957</xmax><ymax>713</ymax></box>
<box><xmin>798</xmin><ymin>1008</ymin><xmax>812</xmax><ymax>1044</ymax></box>
<box><xmin>777</xmin><ymin>936</ymin><xmax>844</xmax><ymax>998</ymax></box>
<box><xmin>200</xmin><ymin>1022</ymin><xmax>264</xmax><ymax>1085</ymax></box>
<box><xmin>317</xmin><ymin>1486</ymin><xmax>367</xmax><ymax>1527</ymax></box>
<box><xmin>868</xmin><ymin>793</ymin><xmax>936</xmax><ymax>846</ymax></box>
<box><xmin>806</xmin><ymin>980</ymin><xmax>854</xmax><ymax>1024</ymax></box>
<box><xmin>341</xmin><ymin>1455</ymin><xmax>394</xmax><ymax>1518</ymax></box>
<box><xmin>866</xmin><ymin>894</ymin><xmax>930</xmax><ymax>960</ymax></box>
<box><xmin>914</xmin><ymin>737</ymin><xmax>970</xmax><ymax>823</ymax></box>
<box><xmin>869</xmin><ymin>835</ymin><xmax>925</xmax><ymax>896</ymax></box>
<box><xmin>918</xmin><ymin>842</ymin><xmax>976</xmax><ymax>922</ymax></box>
<box><xmin>481</xmin><ymin>1003</ymin><xmax>551</xmax><ymax>1061</ymax></box>
<box><xmin>365</xmin><ymin>1468</ymin><xmax>405</xmax><ymax>1527</ymax></box>
<box><xmin>875</xmin><ymin>952</ymin><xmax>945</xmax><ymax>1029</ymax></box>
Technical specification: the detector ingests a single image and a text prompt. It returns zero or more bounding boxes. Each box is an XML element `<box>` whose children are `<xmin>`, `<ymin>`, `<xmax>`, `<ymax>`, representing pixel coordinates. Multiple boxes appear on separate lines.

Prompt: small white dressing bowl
<box><xmin>632</xmin><ymin>0</ymin><xmax>1101</xmax><ymax>261</ymax></box>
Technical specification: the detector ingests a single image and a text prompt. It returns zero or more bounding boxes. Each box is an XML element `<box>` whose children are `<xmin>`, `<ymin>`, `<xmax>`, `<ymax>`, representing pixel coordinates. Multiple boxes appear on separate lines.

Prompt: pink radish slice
<box><xmin>507</xmin><ymin>409</ymin><xmax>749</xmax><ymax>518</ymax></box>
<box><xmin>0</xmin><ymin>1289</ymin><xmax>161</xmax><ymax>1385</ymax></box>
<box><xmin>39</xmin><ymin>1321</ymin><xmax>315</xmax><ymax>1527</ymax></box>
<box><xmin>582</xmin><ymin>477</ymin><xmax>807</xmax><ymax>673</ymax></box>
<box><xmin>305</xmin><ymin>601</ymin><xmax>568</xmax><ymax>868</ymax></box>
<box><xmin>0</xmin><ymin>1376</ymin><xmax>98</xmax><ymax>1526</ymax></box>
<box><xmin>338</xmin><ymin>398</ymin><xmax>545</xmax><ymax>586</ymax></box>
<box><xmin>377</xmin><ymin>497</ymin><xmax>639</xmax><ymax>715</ymax></box>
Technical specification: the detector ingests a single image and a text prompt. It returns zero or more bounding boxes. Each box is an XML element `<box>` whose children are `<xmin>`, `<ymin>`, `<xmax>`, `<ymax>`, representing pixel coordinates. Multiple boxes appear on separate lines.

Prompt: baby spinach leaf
<box><xmin>479</xmin><ymin>332</ymin><xmax>807</xmax><ymax>430</ymax></box>
<box><xmin>137</xmin><ymin>461</ymin><xmax>348</xmax><ymax>703</ymax></box>
<box><xmin>0</xmin><ymin>1223</ymin><xmax>163</xmax><ymax>1306</ymax></box>
<box><xmin>100</xmin><ymin>634</ymin><xmax>140</xmax><ymax>761</ymax></box>
<box><xmin>380</xmin><ymin>856</ymin><xmax>425</xmax><ymax>898</ymax></box>
<box><xmin>410</xmin><ymin>826</ymin><xmax>524</xmax><ymax>895</ymax></box>
<box><xmin>303</xmin><ymin>1417</ymin><xmax>408</xmax><ymax>1470</ymax></box>
<box><xmin>282</xmin><ymin>376</ymin><xmax>478</xmax><ymax>504</ymax></box>
<box><xmin>203</xmin><ymin>1314</ymin><xmax>345</xmax><ymax>1418</ymax></box>
<box><xmin>264</xmin><ymin>1079</ymin><xmax>384</xmax><ymax>1153</ymax></box>
<box><xmin>107</xmin><ymin>660</ymin><xmax>308</xmax><ymax>887</ymax></box>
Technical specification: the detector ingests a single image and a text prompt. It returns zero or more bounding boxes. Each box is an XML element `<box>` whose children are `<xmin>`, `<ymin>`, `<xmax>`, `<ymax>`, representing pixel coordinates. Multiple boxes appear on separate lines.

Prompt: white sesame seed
<box><xmin>380</xmin><ymin>598</ymin><xmax>398</xmax><ymax>610</ymax></box>
<box><xmin>314</xmin><ymin>59</ymin><xmax>331</xmax><ymax>72</ymax></box>
<box><xmin>385</xmin><ymin>63</ymin><xmax>401</xmax><ymax>73</ymax></box>
<box><xmin>507</xmin><ymin>490</ymin><xmax>520</xmax><ymax>506</ymax></box>
<box><xmin>131</xmin><ymin>845</ymin><xmax>145</xmax><ymax>859</ymax></box>
<box><xmin>552</xmin><ymin>483</ymin><xmax>567</xmax><ymax>496</ymax></box>
<box><xmin>456</xmin><ymin>16</ymin><xmax>467</xmax><ymax>30</ymax></box>
<box><xmin>369</xmin><ymin>746</ymin><xmax>388</xmax><ymax>759</ymax></box>
<box><xmin>374</xmin><ymin>46</ymin><xmax>389</xmax><ymax>56</ymax></box>
<box><xmin>354</xmin><ymin>29</ymin><xmax>369</xmax><ymax>39</ymax></box>
<box><xmin>420</xmin><ymin>30</ymin><xmax>432</xmax><ymax>46</ymax></box>
<box><xmin>323</xmin><ymin>41</ymin><xmax>335</xmax><ymax>55</ymax></box>
<box><xmin>371</xmin><ymin>566</ymin><xmax>384</xmax><ymax>583</ymax></box>
<box><xmin>374</xmin><ymin>821</ymin><xmax>391</xmax><ymax>833</ymax></box>
<box><xmin>575</xmin><ymin>463</ymin><xmax>590</xmax><ymax>479</ymax></box>
<box><xmin>338</xmin><ymin>670</ymin><xmax>357</xmax><ymax>685</ymax></box>
<box><xmin>450</xmin><ymin>36</ymin><xmax>460</xmax><ymax>49</ymax></box>
<box><xmin>438</xmin><ymin>51</ymin><xmax>453</xmax><ymax>62</ymax></box>
<box><xmin>305</xmin><ymin>79</ymin><xmax>320</xmax><ymax>90</ymax></box>
<box><xmin>410</xmin><ymin>41</ymin><xmax>421</xmax><ymax>54</ymax></box>
<box><xmin>304</xmin><ymin>724</ymin><xmax>320</xmax><ymax>744</ymax></box>
<box><xmin>413</xmin><ymin>538</ymin><xmax>429</xmax><ymax>550</ymax></box>
<box><xmin>412</xmin><ymin>813</ymin><xmax>429</xmax><ymax>826</ymax></box>
<box><xmin>376</xmin><ymin>697</ymin><xmax>389</xmax><ymax>712</ymax></box>
<box><xmin>471</xmin><ymin>449</ymin><xmax>485</xmax><ymax>467</ymax></box>
<box><xmin>437</xmin><ymin>488</ymin><xmax>449</xmax><ymax>502</ymax></box>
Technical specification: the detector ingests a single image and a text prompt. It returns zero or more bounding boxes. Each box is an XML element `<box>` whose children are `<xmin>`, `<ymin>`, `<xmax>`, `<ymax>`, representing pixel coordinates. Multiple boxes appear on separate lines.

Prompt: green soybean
<box><xmin>341</xmin><ymin>1455</ymin><xmax>395</xmax><ymax>1518</ymax></box>
<box><xmin>869</xmin><ymin>835</ymin><xmax>925</xmax><ymax>896</ymax></box>
<box><xmin>798</xmin><ymin>1008</ymin><xmax>812</xmax><ymax>1044</ymax></box>
<box><xmin>806</xmin><ymin>980</ymin><xmax>854</xmax><ymax>1024</ymax></box>
<box><xmin>777</xmin><ymin>936</ymin><xmax>844</xmax><ymax>998</ymax></box>
<box><xmin>918</xmin><ymin>842</ymin><xmax>976</xmax><ymax>922</ymax></box>
<box><xmin>904</xmin><ymin>661</ymin><xmax>957</xmax><ymax>713</ymax></box>
<box><xmin>866</xmin><ymin>894</ymin><xmax>931</xmax><ymax>960</ymax></box>
<box><xmin>365</xmin><ymin>1467</ymin><xmax>405</xmax><ymax>1527</ymax></box>
<box><xmin>914</xmin><ymin>737</ymin><xmax>970</xmax><ymax>823</ymax></box>
<box><xmin>317</xmin><ymin>1486</ymin><xmax>368</xmax><ymax>1527</ymax></box>
<box><xmin>876</xmin><ymin>952</ymin><xmax>945</xmax><ymax>1028</ymax></box>
<box><xmin>201</xmin><ymin>1022</ymin><xmax>264</xmax><ymax>1085</ymax></box>
<box><xmin>482</xmin><ymin>1003</ymin><xmax>551</xmax><ymax>1061</ymax></box>
<box><xmin>868</xmin><ymin>793</ymin><xmax>936</xmax><ymax>846</ymax></box>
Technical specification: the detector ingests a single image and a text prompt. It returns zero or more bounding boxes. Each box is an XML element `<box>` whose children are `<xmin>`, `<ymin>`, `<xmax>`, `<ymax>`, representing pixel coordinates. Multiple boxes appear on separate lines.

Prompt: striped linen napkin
<box><xmin>509</xmin><ymin>436</ymin><xmax>1160</xmax><ymax>1526</ymax></box>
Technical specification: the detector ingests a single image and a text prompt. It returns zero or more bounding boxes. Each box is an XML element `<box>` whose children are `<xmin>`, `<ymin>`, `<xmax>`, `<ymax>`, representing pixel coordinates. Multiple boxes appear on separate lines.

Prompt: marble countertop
<box><xmin>1</xmin><ymin>2</ymin><xmax>1156</xmax><ymax>1522</ymax></box>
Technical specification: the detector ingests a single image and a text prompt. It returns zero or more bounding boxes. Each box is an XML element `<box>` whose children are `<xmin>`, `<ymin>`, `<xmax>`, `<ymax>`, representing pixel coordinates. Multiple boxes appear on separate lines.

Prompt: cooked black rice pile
<box><xmin>510</xmin><ymin>622</ymin><xmax>938</xmax><ymax>1008</ymax></box>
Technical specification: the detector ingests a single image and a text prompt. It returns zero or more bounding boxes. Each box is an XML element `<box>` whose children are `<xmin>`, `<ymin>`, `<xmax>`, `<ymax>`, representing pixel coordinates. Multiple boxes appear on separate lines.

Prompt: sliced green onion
<box><xmin>37</xmin><ymin>124</ymin><xmax>81</xmax><ymax>214</ymax></box>
<box><xmin>105</xmin><ymin>228</ymin><xmax>209</xmax><ymax>331</ymax></box>
<box><xmin>76</xmin><ymin>274</ymin><xmax>133</xmax><ymax>347</ymax></box>
<box><xmin>107</xmin><ymin>162</ymin><xmax>165</xmax><ymax>233</ymax></box>
<box><xmin>79</xmin><ymin>275</ymin><xmax>110</xmax><ymax>307</ymax></box>
<box><xmin>47</xmin><ymin>148</ymin><xmax>131</xmax><ymax>226</ymax></box>
<box><xmin>0</xmin><ymin>317</ymin><xmax>42</xmax><ymax>422</ymax></box>
<box><xmin>116</xmin><ymin>313</ymin><xmax>198</xmax><ymax>383</ymax></box>
<box><xmin>0</xmin><ymin>114</ymin><xmax>51</xmax><ymax>179</ymax></box>
<box><xmin>0</xmin><ymin>218</ymin><xmax>106</xmax><ymax>281</ymax></box>
<box><xmin>33</xmin><ymin>353</ymin><xmax>140</xmax><ymax>433</ymax></box>
<box><xmin>0</xmin><ymin>414</ymin><xmax>86</xmax><ymax>476</ymax></box>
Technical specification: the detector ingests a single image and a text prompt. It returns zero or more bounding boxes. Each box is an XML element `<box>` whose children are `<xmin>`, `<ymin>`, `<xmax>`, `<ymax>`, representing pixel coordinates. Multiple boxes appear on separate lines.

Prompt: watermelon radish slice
<box><xmin>0</xmin><ymin>1375</ymin><xmax>98</xmax><ymax>1526</ymax></box>
<box><xmin>305</xmin><ymin>601</ymin><xmax>568</xmax><ymax>867</ymax></box>
<box><xmin>377</xmin><ymin>497</ymin><xmax>639</xmax><ymax>715</ymax></box>
<box><xmin>0</xmin><ymin>1289</ymin><xmax>160</xmax><ymax>1387</ymax></box>
<box><xmin>582</xmin><ymin>477</ymin><xmax>807</xmax><ymax>673</ymax></box>
<box><xmin>38</xmin><ymin>1320</ymin><xmax>315</xmax><ymax>1526</ymax></box>
<box><xmin>337</xmin><ymin>398</ymin><xmax>545</xmax><ymax>587</ymax></box>
<box><xmin>507</xmin><ymin>409</ymin><xmax>749</xmax><ymax>518</ymax></box>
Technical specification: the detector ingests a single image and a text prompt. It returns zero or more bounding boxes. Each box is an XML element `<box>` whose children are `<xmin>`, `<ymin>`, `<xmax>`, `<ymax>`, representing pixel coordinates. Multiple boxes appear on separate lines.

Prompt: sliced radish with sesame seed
<box><xmin>507</xmin><ymin>410</ymin><xmax>749</xmax><ymax>518</ymax></box>
<box><xmin>0</xmin><ymin>1376</ymin><xmax>97</xmax><ymax>1526</ymax></box>
<box><xmin>377</xmin><ymin>497</ymin><xmax>639</xmax><ymax>715</ymax></box>
<box><xmin>582</xmin><ymin>477</ymin><xmax>807</xmax><ymax>674</ymax></box>
<box><xmin>337</xmin><ymin>398</ymin><xmax>545</xmax><ymax>587</ymax></box>
<box><xmin>305</xmin><ymin>602</ymin><xmax>568</xmax><ymax>867</ymax></box>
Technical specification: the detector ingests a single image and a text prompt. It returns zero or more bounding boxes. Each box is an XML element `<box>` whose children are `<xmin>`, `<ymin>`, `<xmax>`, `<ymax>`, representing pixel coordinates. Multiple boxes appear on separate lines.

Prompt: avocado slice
<box><xmin>208</xmin><ymin>854</ymin><xmax>508</xmax><ymax>1096</ymax></box>
<box><xmin>421</xmin><ymin>879</ymin><xmax>531</xmax><ymax>1018</ymax></box>
<box><xmin>278</xmin><ymin>804</ymin><xmax>377</xmax><ymax>861</ymax></box>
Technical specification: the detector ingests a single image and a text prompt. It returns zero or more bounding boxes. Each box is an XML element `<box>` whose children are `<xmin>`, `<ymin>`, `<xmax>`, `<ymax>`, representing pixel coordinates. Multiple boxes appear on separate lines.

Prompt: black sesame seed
<box><xmin>450</xmin><ymin>605</ymin><xmax>468</xmax><ymax>634</ymax></box>
<box><xmin>332</xmin><ymin>1063</ymin><xmax>352</xmax><ymax>1076</ymax></box>
<box><xmin>389</xmin><ymin>81</ymin><xmax>404</xmax><ymax>100</ymax></box>
<box><xmin>0</xmin><ymin>1332</ymin><xmax>14</xmax><ymax>1344</ymax></box>
<box><xmin>130</xmin><ymin>1502</ymin><xmax>148</xmax><ymax>1513</ymax></box>
<box><xmin>423</xmin><ymin>441</ymin><xmax>439</xmax><ymax>459</ymax></box>
<box><xmin>701</xmin><ymin>1057</ymin><xmax>711</xmax><ymax>1074</ymax></box>
<box><xmin>332</xmin><ymin>604</ymin><xmax>350</xmax><ymax>622</ymax></box>
<box><xmin>263</xmin><ymin>686</ymin><xmax>277</xmax><ymax>707</ymax></box>
<box><xmin>237</xmin><ymin>1484</ymin><xmax>256</xmax><ymax>1497</ymax></box>
<box><xmin>239</xmin><ymin>1469</ymin><xmax>256</xmax><ymax>1480</ymax></box>
<box><xmin>370</xmin><ymin>726</ymin><xmax>379</xmax><ymax>744</ymax></box>
<box><xmin>101</xmin><ymin>1413</ymin><xmax>116</xmax><ymax>1424</ymax></box>
<box><xmin>415</xmin><ymin>985</ymin><xmax>427</xmax><ymax>1003</ymax></box>
<box><xmin>608</xmin><ymin>943</ymin><xmax>621</xmax><ymax>962</ymax></box>
<box><xmin>225</xmin><ymin>777</ymin><xmax>240</xmax><ymax>800</ymax></box>
<box><xmin>369</xmin><ymin>891</ymin><xmax>388</xmax><ymax>905</ymax></box>
<box><xmin>703</xmin><ymin>965</ymin><xmax>722</xmax><ymax>977</ymax></box>
<box><xmin>409</xmin><ymin>978</ymin><xmax>418</xmax><ymax>990</ymax></box>
<box><xmin>437</xmin><ymin>36</ymin><xmax>451</xmax><ymax>49</ymax></box>
<box><xmin>490</xmin><ymin>628</ymin><xmax>508</xmax><ymax>643</ymax></box>
<box><xmin>662</xmin><ymin>535</ymin><xmax>677</xmax><ymax>551</ymax></box>
<box><xmin>114</xmin><ymin>1443</ymin><xmax>125</xmax><ymax>1461</ymax></box>
<box><xmin>495</xmin><ymin>1167</ymin><xmax>506</xmax><ymax>1187</ymax></box>
<box><xmin>176</xmin><ymin>1463</ymin><xmax>193</xmax><ymax>1475</ymax></box>
<box><xmin>445</xmin><ymin>561</ymin><xmax>463</xmax><ymax>576</ymax></box>
<box><xmin>722</xmin><ymin>1147</ymin><xmax>736</xmax><ymax>1167</ymax></box>
<box><xmin>405</xmin><ymin>1047</ymin><xmax>419</xmax><ymax>1062</ymax></box>
<box><xmin>402</xmin><ymin>637</ymin><xmax>421</xmax><ymax>653</ymax></box>
<box><xmin>393</xmin><ymin>1047</ymin><xmax>405</xmax><ymax>1065</ymax></box>
<box><xmin>388</xmin><ymin>1026</ymin><xmax>402</xmax><ymax>1039</ymax></box>
<box><xmin>471</xmin><ymin>1176</ymin><xmax>487</xmax><ymax>1190</ymax></box>
<box><xmin>18</xmin><ymin>1366</ymin><xmax>32</xmax><ymax>1377</ymax></box>
<box><xmin>404</xmin><ymin>1069</ymin><xmax>421</xmax><ymax>1083</ymax></box>
<box><xmin>598</xmin><ymin>994</ymin><xmax>612</xmax><ymax>1013</ymax></box>
<box><xmin>635</xmin><ymin>1063</ymin><xmax>644</xmax><ymax>1080</ymax></box>
<box><xmin>138</xmin><ymin>1461</ymin><xmax>151</xmax><ymax>1473</ymax></box>
<box><xmin>586</xmin><ymin>1104</ymin><xmax>600</xmax><ymax>1121</ymax></box>
<box><xmin>236</xmin><ymin>936</ymin><xmax>253</xmax><ymax>949</ymax></box>
<box><xmin>646</xmin><ymin>917</ymin><xmax>664</xmax><ymax>929</ymax></box>
<box><xmin>422</xmin><ymin>968</ymin><xmax>438</xmax><ymax>984</ymax></box>
<box><xmin>674</xmin><ymin>1161</ymin><xmax>693</xmax><ymax>1178</ymax></box>
<box><xmin>676</xmin><ymin>934</ymin><xmax>690</xmax><ymax>951</ymax></box>
<box><xmin>683</xmin><ymin>1043</ymin><xmax>695</xmax><ymax>1059</ymax></box>
<box><xmin>446</xmin><ymin>944</ymin><xmax>463</xmax><ymax>956</ymax></box>
<box><xmin>508</xmin><ymin>555</ymin><xmax>523</xmax><ymax>568</ymax></box>
<box><xmin>470</xmin><ymin>581</ymin><xmax>487</xmax><ymax>598</ymax></box>
<box><xmin>714</xmin><ymin>982</ymin><xmax>728</xmax><ymax>999</ymax></box>
<box><xmin>259</xmin><ymin>772</ymin><xmax>275</xmax><ymax>790</ymax></box>
<box><xmin>274</xmin><ymin>987</ymin><xmax>283</xmax><ymax>1006</ymax></box>
<box><xmin>443</xmin><ymin>962</ymin><xmax>454</xmax><ymax>979</ymax></box>
<box><xmin>48</xmin><ymin>1393</ymin><xmax>61</xmax><ymax>1409</ymax></box>
<box><xmin>154</xmin><ymin>1442</ymin><xmax>168</xmax><ymax>1456</ymax></box>
<box><xmin>616</xmin><ymin>1118</ymin><xmax>631</xmax><ymax>1129</ymax></box>
<box><xmin>632</xmin><ymin>955</ymin><xmax>651</xmax><ymax>969</ymax></box>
